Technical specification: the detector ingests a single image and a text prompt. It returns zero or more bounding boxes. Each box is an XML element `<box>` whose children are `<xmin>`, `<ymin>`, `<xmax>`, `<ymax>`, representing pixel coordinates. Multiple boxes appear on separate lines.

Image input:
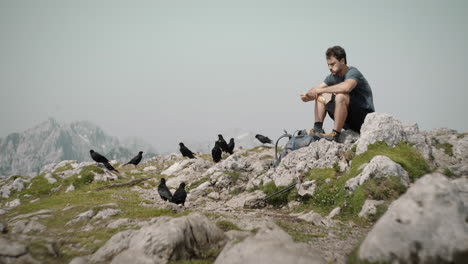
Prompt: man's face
<box><xmin>326</xmin><ymin>56</ymin><xmax>345</xmax><ymax>76</ymax></box>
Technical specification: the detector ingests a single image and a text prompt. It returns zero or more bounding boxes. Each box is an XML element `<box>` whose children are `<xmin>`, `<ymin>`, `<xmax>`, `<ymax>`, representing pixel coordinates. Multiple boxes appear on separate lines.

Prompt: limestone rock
<box><xmin>270</xmin><ymin>140</ymin><xmax>347</xmax><ymax>186</ymax></box>
<box><xmin>298</xmin><ymin>211</ymin><xmax>326</xmax><ymax>226</ymax></box>
<box><xmin>6</xmin><ymin>198</ymin><xmax>21</xmax><ymax>208</ymax></box>
<box><xmin>11</xmin><ymin>219</ymin><xmax>46</xmax><ymax>234</ymax></box>
<box><xmin>345</xmin><ymin>155</ymin><xmax>409</xmax><ymax>191</ymax></box>
<box><xmin>214</xmin><ymin>222</ymin><xmax>326</xmax><ymax>264</ymax></box>
<box><xmin>226</xmin><ymin>190</ymin><xmax>266</xmax><ymax>209</ymax></box>
<box><xmin>0</xmin><ymin>237</ymin><xmax>27</xmax><ymax>257</ymax></box>
<box><xmin>358</xmin><ymin>200</ymin><xmax>385</xmax><ymax>218</ymax></box>
<box><xmin>356</xmin><ymin>113</ymin><xmax>407</xmax><ymax>154</ymax></box>
<box><xmin>358</xmin><ymin>173</ymin><xmax>468</xmax><ymax>263</ymax></box>
<box><xmin>90</xmin><ymin>213</ymin><xmax>226</xmax><ymax>264</ymax></box>
<box><xmin>93</xmin><ymin>208</ymin><xmax>121</xmax><ymax>220</ymax></box>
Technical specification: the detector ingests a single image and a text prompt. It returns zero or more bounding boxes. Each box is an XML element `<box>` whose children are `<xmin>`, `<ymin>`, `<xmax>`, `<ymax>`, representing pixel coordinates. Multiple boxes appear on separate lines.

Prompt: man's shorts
<box><xmin>325</xmin><ymin>94</ymin><xmax>373</xmax><ymax>133</ymax></box>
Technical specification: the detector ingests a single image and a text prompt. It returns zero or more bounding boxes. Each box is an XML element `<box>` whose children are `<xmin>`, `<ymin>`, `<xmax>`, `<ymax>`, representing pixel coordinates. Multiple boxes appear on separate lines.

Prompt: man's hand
<box><xmin>300</xmin><ymin>93</ymin><xmax>313</xmax><ymax>102</ymax></box>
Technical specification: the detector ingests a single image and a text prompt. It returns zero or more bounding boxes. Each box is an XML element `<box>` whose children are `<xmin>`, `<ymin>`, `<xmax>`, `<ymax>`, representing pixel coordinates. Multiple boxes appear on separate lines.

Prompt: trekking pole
<box><xmin>264</xmin><ymin>182</ymin><xmax>296</xmax><ymax>200</ymax></box>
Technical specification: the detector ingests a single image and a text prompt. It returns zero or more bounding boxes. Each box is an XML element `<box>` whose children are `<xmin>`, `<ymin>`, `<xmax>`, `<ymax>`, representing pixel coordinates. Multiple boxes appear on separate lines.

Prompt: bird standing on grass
<box><xmin>89</xmin><ymin>149</ymin><xmax>119</xmax><ymax>172</ymax></box>
<box><xmin>179</xmin><ymin>143</ymin><xmax>196</xmax><ymax>159</ymax></box>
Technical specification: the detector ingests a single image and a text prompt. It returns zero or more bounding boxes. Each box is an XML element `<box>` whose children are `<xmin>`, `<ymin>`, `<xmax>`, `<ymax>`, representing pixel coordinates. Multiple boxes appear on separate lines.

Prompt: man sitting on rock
<box><xmin>300</xmin><ymin>46</ymin><xmax>375</xmax><ymax>142</ymax></box>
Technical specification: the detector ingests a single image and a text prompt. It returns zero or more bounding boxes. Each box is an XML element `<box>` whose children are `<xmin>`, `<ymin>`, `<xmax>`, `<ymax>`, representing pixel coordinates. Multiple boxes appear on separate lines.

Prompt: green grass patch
<box><xmin>188</xmin><ymin>177</ymin><xmax>210</xmax><ymax>191</ymax></box>
<box><xmin>443</xmin><ymin>168</ymin><xmax>455</xmax><ymax>177</ymax></box>
<box><xmin>261</xmin><ymin>181</ymin><xmax>298</xmax><ymax>207</ymax></box>
<box><xmin>53</xmin><ymin>163</ymin><xmax>73</xmax><ymax>174</ymax></box>
<box><xmin>275</xmin><ymin>220</ymin><xmax>326</xmax><ymax>243</ymax></box>
<box><xmin>260</xmin><ymin>155</ymin><xmax>273</xmax><ymax>161</ymax></box>
<box><xmin>295</xmin><ymin>141</ymin><xmax>428</xmax><ymax>220</ymax></box>
<box><xmin>223</xmin><ymin>171</ymin><xmax>241</xmax><ymax>185</ymax></box>
<box><xmin>304</xmin><ymin>168</ymin><xmax>337</xmax><ymax>183</ymax></box>
<box><xmin>362</xmin><ymin>176</ymin><xmax>406</xmax><ymax>201</ymax></box>
<box><xmin>216</xmin><ymin>220</ymin><xmax>242</xmax><ymax>232</ymax></box>
<box><xmin>433</xmin><ymin>138</ymin><xmax>454</xmax><ymax>157</ymax></box>
<box><xmin>457</xmin><ymin>133</ymin><xmax>468</xmax><ymax>139</ymax></box>
<box><xmin>19</xmin><ymin>174</ymin><xmax>61</xmax><ymax>197</ymax></box>
<box><xmin>6</xmin><ymin>182</ymin><xmax>188</xmax><ymax>262</ymax></box>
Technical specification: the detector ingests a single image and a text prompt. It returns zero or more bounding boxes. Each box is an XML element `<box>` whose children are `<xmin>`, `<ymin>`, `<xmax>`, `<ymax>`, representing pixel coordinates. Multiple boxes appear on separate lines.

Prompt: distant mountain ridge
<box><xmin>0</xmin><ymin>118</ymin><xmax>157</xmax><ymax>178</ymax></box>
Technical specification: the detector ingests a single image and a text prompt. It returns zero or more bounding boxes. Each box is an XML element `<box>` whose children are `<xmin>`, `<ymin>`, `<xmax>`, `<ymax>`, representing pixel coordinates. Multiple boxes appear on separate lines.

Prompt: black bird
<box><xmin>170</xmin><ymin>182</ymin><xmax>187</xmax><ymax>206</ymax></box>
<box><xmin>179</xmin><ymin>143</ymin><xmax>196</xmax><ymax>159</ymax></box>
<box><xmin>124</xmin><ymin>151</ymin><xmax>143</xmax><ymax>166</ymax></box>
<box><xmin>255</xmin><ymin>134</ymin><xmax>272</xmax><ymax>144</ymax></box>
<box><xmin>227</xmin><ymin>138</ymin><xmax>235</xmax><ymax>154</ymax></box>
<box><xmin>90</xmin><ymin>149</ymin><xmax>119</xmax><ymax>172</ymax></box>
<box><xmin>158</xmin><ymin>178</ymin><xmax>172</xmax><ymax>201</ymax></box>
<box><xmin>217</xmin><ymin>134</ymin><xmax>229</xmax><ymax>152</ymax></box>
<box><xmin>212</xmin><ymin>141</ymin><xmax>222</xmax><ymax>163</ymax></box>
<box><xmin>103</xmin><ymin>161</ymin><xmax>119</xmax><ymax>172</ymax></box>
<box><xmin>90</xmin><ymin>149</ymin><xmax>109</xmax><ymax>163</ymax></box>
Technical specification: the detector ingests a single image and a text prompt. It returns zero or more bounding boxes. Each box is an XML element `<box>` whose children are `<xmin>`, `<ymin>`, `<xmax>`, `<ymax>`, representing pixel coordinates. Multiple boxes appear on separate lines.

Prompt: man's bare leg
<box><xmin>314</xmin><ymin>93</ymin><xmax>332</xmax><ymax>122</ymax></box>
<box><xmin>333</xmin><ymin>93</ymin><xmax>350</xmax><ymax>132</ymax></box>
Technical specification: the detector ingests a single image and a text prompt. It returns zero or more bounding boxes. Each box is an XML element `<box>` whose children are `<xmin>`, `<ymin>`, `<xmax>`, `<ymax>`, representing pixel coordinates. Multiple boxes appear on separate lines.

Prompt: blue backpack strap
<box><xmin>291</xmin><ymin>137</ymin><xmax>298</xmax><ymax>150</ymax></box>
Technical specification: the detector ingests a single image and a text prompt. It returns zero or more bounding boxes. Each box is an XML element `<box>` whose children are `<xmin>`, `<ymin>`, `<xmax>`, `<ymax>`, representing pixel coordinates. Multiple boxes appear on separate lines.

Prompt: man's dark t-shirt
<box><xmin>324</xmin><ymin>66</ymin><xmax>375</xmax><ymax>112</ymax></box>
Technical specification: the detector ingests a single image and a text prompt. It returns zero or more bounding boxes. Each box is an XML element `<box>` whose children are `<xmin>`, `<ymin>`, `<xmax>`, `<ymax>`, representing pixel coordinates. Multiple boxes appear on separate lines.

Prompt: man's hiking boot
<box><xmin>309</xmin><ymin>127</ymin><xmax>325</xmax><ymax>137</ymax></box>
<box><xmin>319</xmin><ymin>131</ymin><xmax>340</xmax><ymax>142</ymax></box>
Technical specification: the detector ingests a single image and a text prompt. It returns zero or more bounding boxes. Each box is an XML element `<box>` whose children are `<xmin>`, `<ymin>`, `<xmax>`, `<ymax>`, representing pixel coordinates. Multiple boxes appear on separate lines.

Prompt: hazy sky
<box><xmin>1</xmin><ymin>0</ymin><xmax>467</xmax><ymax>153</ymax></box>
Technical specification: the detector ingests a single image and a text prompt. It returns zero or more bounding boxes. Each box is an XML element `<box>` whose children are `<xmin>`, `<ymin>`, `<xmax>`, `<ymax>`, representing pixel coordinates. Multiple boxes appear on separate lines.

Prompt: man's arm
<box><xmin>300</xmin><ymin>82</ymin><xmax>328</xmax><ymax>102</ymax></box>
<box><xmin>316</xmin><ymin>79</ymin><xmax>357</xmax><ymax>95</ymax></box>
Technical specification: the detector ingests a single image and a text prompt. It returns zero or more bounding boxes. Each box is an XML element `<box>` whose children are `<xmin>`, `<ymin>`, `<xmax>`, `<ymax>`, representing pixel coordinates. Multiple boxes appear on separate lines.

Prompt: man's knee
<box><xmin>335</xmin><ymin>93</ymin><xmax>349</xmax><ymax>105</ymax></box>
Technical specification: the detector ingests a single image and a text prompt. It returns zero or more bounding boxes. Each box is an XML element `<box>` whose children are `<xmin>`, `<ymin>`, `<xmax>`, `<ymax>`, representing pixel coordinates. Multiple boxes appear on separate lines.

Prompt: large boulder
<box><xmin>356</xmin><ymin>113</ymin><xmax>407</xmax><ymax>154</ymax></box>
<box><xmin>268</xmin><ymin>140</ymin><xmax>347</xmax><ymax>186</ymax></box>
<box><xmin>357</xmin><ymin>173</ymin><xmax>468</xmax><ymax>263</ymax></box>
<box><xmin>345</xmin><ymin>155</ymin><xmax>409</xmax><ymax>191</ymax></box>
<box><xmin>214</xmin><ymin>222</ymin><xmax>326</xmax><ymax>264</ymax></box>
<box><xmin>90</xmin><ymin>212</ymin><xmax>226</xmax><ymax>264</ymax></box>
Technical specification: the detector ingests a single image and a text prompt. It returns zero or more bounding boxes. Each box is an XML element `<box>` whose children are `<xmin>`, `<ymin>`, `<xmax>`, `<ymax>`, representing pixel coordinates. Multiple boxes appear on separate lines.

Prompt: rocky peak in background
<box><xmin>0</xmin><ymin>118</ymin><xmax>157</xmax><ymax>178</ymax></box>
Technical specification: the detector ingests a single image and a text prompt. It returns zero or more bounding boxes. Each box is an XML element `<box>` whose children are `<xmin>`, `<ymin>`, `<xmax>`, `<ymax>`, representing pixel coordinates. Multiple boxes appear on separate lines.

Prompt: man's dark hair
<box><xmin>326</xmin><ymin>46</ymin><xmax>347</xmax><ymax>64</ymax></box>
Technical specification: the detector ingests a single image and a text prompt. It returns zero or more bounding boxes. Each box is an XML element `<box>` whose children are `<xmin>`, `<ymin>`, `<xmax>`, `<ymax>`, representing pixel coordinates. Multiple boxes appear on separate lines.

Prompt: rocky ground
<box><xmin>1</xmin><ymin>113</ymin><xmax>467</xmax><ymax>264</ymax></box>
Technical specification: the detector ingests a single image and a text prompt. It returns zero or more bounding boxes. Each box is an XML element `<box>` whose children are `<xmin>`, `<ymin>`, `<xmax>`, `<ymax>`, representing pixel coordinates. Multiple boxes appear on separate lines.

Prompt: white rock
<box><xmin>298</xmin><ymin>211</ymin><xmax>326</xmax><ymax>226</ymax></box>
<box><xmin>65</xmin><ymin>184</ymin><xmax>75</xmax><ymax>193</ymax></box>
<box><xmin>93</xmin><ymin>208</ymin><xmax>121</xmax><ymax>220</ymax></box>
<box><xmin>270</xmin><ymin>140</ymin><xmax>346</xmax><ymax>186</ymax></box>
<box><xmin>214</xmin><ymin>222</ymin><xmax>326</xmax><ymax>264</ymax></box>
<box><xmin>6</xmin><ymin>198</ymin><xmax>21</xmax><ymax>208</ymax></box>
<box><xmin>327</xmin><ymin>207</ymin><xmax>341</xmax><ymax>219</ymax></box>
<box><xmin>358</xmin><ymin>200</ymin><xmax>385</xmax><ymax>218</ymax></box>
<box><xmin>66</xmin><ymin>209</ymin><xmax>95</xmax><ymax>226</ymax></box>
<box><xmin>11</xmin><ymin>219</ymin><xmax>46</xmax><ymax>234</ymax></box>
<box><xmin>297</xmin><ymin>180</ymin><xmax>316</xmax><ymax>197</ymax></box>
<box><xmin>90</xmin><ymin>213</ymin><xmax>226</xmax><ymax>264</ymax></box>
<box><xmin>143</xmin><ymin>166</ymin><xmax>157</xmax><ymax>172</ymax></box>
<box><xmin>356</xmin><ymin>113</ymin><xmax>407</xmax><ymax>154</ymax></box>
<box><xmin>345</xmin><ymin>155</ymin><xmax>409</xmax><ymax>191</ymax></box>
<box><xmin>44</xmin><ymin>173</ymin><xmax>57</xmax><ymax>184</ymax></box>
<box><xmin>225</xmin><ymin>190</ymin><xmax>266</xmax><ymax>209</ymax></box>
<box><xmin>358</xmin><ymin>173</ymin><xmax>468</xmax><ymax>263</ymax></box>
<box><xmin>107</xmin><ymin>218</ymin><xmax>132</xmax><ymax>229</ymax></box>
<box><xmin>161</xmin><ymin>160</ymin><xmax>194</xmax><ymax>176</ymax></box>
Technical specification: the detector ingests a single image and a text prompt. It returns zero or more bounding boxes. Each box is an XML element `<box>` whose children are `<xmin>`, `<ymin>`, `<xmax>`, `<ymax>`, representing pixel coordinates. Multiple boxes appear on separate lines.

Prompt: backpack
<box><xmin>273</xmin><ymin>130</ymin><xmax>319</xmax><ymax>167</ymax></box>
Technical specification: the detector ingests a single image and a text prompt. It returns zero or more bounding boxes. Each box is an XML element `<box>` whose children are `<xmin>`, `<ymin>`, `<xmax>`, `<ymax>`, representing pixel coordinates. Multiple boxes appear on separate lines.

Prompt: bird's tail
<box><xmin>104</xmin><ymin>162</ymin><xmax>119</xmax><ymax>173</ymax></box>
